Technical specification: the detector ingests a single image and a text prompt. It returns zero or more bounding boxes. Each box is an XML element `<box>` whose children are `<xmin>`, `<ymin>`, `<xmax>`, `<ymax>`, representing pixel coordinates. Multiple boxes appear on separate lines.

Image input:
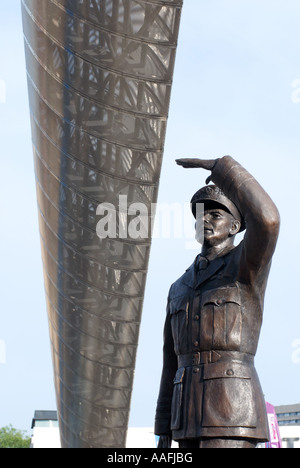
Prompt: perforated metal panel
<box><xmin>22</xmin><ymin>0</ymin><xmax>183</xmax><ymax>447</ymax></box>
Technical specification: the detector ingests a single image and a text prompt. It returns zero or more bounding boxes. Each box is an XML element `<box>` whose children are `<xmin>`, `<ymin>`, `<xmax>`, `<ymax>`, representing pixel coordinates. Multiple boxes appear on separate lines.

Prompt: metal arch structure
<box><xmin>22</xmin><ymin>0</ymin><xmax>183</xmax><ymax>448</ymax></box>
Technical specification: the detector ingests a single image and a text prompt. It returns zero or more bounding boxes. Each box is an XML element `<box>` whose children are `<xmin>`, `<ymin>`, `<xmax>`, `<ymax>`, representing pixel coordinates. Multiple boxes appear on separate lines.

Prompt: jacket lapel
<box><xmin>195</xmin><ymin>257</ymin><xmax>225</xmax><ymax>289</ymax></box>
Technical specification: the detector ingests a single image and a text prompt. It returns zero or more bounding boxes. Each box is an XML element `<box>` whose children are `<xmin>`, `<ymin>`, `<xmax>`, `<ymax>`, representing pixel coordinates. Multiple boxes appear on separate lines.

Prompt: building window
<box><xmin>35</xmin><ymin>420</ymin><xmax>59</xmax><ymax>428</ymax></box>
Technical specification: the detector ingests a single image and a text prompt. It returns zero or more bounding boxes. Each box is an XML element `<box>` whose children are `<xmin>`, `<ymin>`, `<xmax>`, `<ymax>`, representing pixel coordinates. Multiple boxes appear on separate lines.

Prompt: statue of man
<box><xmin>154</xmin><ymin>156</ymin><xmax>280</xmax><ymax>449</ymax></box>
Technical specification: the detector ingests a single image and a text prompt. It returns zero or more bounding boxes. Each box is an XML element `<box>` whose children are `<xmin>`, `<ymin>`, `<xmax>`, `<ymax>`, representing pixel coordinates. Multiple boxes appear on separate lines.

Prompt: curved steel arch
<box><xmin>22</xmin><ymin>0</ymin><xmax>183</xmax><ymax>448</ymax></box>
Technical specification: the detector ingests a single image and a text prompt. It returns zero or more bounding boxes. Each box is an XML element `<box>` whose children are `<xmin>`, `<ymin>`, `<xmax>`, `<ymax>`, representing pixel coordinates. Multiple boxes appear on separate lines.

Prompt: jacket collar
<box><xmin>182</xmin><ymin>255</ymin><xmax>226</xmax><ymax>290</ymax></box>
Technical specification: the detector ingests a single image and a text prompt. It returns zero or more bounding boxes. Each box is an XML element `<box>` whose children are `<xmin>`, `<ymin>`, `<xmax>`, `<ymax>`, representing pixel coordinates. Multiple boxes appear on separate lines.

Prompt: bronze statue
<box><xmin>154</xmin><ymin>156</ymin><xmax>280</xmax><ymax>448</ymax></box>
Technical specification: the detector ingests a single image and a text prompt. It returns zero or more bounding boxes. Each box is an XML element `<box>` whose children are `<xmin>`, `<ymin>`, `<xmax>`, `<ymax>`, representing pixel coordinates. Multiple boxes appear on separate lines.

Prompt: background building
<box><xmin>275</xmin><ymin>404</ymin><xmax>300</xmax><ymax>449</ymax></box>
<box><xmin>276</xmin><ymin>404</ymin><xmax>300</xmax><ymax>426</ymax></box>
<box><xmin>30</xmin><ymin>411</ymin><xmax>61</xmax><ymax>449</ymax></box>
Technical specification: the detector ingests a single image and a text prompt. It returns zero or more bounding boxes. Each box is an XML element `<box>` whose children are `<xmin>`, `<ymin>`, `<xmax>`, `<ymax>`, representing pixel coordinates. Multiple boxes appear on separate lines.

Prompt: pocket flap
<box><xmin>203</xmin><ymin>361</ymin><xmax>252</xmax><ymax>380</ymax></box>
<box><xmin>170</xmin><ymin>296</ymin><xmax>189</xmax><ymax>315</ymax></box>
<box><xmin>173</xmin><ymin>367</ymin><xmax>185</xmax><ymax>385</ymax></box>
<box><xmin>201</xmin><ymin>285</ymin><xmax>241</xmax><ymax>307</ymax></box>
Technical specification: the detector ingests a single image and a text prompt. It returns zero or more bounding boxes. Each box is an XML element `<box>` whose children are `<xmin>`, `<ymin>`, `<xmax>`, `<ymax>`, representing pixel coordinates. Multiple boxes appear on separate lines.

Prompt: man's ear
<box><xmin>230</xmin><ymin>219</ymin><xmax>241</xmax><ymax>236</ymax></box>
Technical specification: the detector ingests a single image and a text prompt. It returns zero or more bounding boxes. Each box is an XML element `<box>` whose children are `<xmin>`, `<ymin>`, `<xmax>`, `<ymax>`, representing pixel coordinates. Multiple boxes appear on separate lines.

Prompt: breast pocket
<box><xmin>169</xmin><ymin>296</ymin><xmax>189</xmax><ymax>355</ymax></box>
<box><xmin>200</xmin><ymin>285</ymin><xmax>242</xmax><ymax>350</ymax></box>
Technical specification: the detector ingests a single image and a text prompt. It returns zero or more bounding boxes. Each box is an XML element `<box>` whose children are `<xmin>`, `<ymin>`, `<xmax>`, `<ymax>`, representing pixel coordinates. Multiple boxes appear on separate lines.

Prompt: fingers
<box><xmin>175</xmin><ymin>158</ymin><xmax>203</xmax><ymax>168</ymax></box>
<box><xmin>175</xmin><ymin>158</ymin><xmax>218</xmax><ymax>170</ymax></box>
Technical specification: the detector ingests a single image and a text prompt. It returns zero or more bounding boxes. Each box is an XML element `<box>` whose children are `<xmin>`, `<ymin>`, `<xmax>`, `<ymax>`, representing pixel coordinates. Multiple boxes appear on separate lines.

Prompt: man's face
<box><xmin>195</xmin><ymin>203</ymin><xmax>239</xmax><ymax>246</ymax></box>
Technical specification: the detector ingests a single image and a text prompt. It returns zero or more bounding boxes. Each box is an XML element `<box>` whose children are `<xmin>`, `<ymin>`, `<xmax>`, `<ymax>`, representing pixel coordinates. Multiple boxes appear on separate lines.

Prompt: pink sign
<box><xmin>265</xmin><ymin>402</ymin><xmax>282</xmax><ymax>448</ymax></box>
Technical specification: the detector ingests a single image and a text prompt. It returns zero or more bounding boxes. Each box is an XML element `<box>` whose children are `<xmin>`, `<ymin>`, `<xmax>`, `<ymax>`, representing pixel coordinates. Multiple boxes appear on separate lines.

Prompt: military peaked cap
<box><xmin>191</xmin><ymin>185</ymin><xmax>246</xmax><ymax>232</ymax></box>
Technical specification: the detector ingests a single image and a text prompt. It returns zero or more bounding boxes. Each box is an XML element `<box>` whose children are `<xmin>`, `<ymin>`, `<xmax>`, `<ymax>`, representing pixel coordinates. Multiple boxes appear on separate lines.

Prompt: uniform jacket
<box><xmin>154</xmin><ymin>156</ymin><xmax>280</xmax><ymax>442</ymax></box>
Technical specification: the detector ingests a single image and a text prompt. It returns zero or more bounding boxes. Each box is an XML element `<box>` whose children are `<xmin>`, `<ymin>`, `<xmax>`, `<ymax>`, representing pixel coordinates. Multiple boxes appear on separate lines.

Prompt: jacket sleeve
<box><xmin>210</xmin><ymin>156</ymin><xmax>280</xmax><ymax>285</ymax></box>
<box><xmin>154</xmin><ymin>293</ymin><xmax>178</xmax><ymax>436</ymax></box>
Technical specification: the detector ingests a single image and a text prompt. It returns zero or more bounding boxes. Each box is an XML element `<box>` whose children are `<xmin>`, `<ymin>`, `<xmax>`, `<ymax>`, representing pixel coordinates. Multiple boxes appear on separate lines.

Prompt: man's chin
<box><xmin>203</xmin><ymin>231</ymin><xmax>214</xmax><ymax>240</ymax></box>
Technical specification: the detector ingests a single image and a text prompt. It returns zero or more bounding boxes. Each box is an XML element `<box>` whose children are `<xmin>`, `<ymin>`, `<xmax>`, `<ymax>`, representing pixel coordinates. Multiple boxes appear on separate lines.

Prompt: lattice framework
<box><xmin>22</xmin><ymin>0</ymin><xmax>183</xmax><ymax>448</ymax></box>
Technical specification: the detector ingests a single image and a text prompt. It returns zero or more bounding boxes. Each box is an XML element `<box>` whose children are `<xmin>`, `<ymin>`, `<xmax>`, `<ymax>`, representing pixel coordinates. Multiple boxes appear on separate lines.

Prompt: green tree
<box><xmin>0</xmin><ymin>425</ymin><xmax>31</xmax><ymax>448</ymax></box>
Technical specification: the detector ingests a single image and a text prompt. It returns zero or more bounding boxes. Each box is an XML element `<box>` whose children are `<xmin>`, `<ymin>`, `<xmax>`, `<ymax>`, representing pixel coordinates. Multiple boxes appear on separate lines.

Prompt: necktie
<box><xmin>198</xmin><ymin>256</ymin><xmax>209</xmax><ymax>270</ymax></box>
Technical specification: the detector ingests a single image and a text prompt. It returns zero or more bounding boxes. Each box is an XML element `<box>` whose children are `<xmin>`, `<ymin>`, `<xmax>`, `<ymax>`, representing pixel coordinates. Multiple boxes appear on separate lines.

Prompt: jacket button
<box><xmin>194</xmin><ymin>315</ymin><xmax>200</xmax><ymax>321</ymax></box>
<box><xmin>193</xmin><ymin>341</ymin><xmax>199</xmax><ymax>348</ymax></box>
<box><xmin>216</xmin><ymin>299</ymin><xmax>222</xmax><ymax>306</ymax></box>
<box><xmin>226</xmin><ymin>369</ymin><xmax>234</xmax><ymax>376</ymax></box>
<box><xmin>193</xmin><ymin>367</ymin><xmax>199</xmax><ymax>373</ymax></box>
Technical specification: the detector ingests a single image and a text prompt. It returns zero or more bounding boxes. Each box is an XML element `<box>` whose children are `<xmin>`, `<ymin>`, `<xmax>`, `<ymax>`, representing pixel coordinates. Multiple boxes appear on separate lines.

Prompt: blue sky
<box><xmin>0</xmin><ymin>1</ymin><xmax>300</xmax><ymax>434</ymax></box>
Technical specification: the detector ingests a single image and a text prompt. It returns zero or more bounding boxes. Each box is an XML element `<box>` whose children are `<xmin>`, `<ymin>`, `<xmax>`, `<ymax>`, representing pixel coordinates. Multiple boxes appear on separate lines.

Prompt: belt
<box><xmin>177</xmin><ymin>350</ymin><xmax>254</xmax><ymax>367</ymax></box>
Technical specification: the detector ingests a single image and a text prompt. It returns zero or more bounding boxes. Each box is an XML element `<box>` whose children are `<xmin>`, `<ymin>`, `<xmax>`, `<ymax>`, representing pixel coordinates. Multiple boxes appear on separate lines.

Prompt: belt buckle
<box><xmin>200</xmin><ymin>351</ymin><xmax>212</xmax><ymax>364</ymax></box>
